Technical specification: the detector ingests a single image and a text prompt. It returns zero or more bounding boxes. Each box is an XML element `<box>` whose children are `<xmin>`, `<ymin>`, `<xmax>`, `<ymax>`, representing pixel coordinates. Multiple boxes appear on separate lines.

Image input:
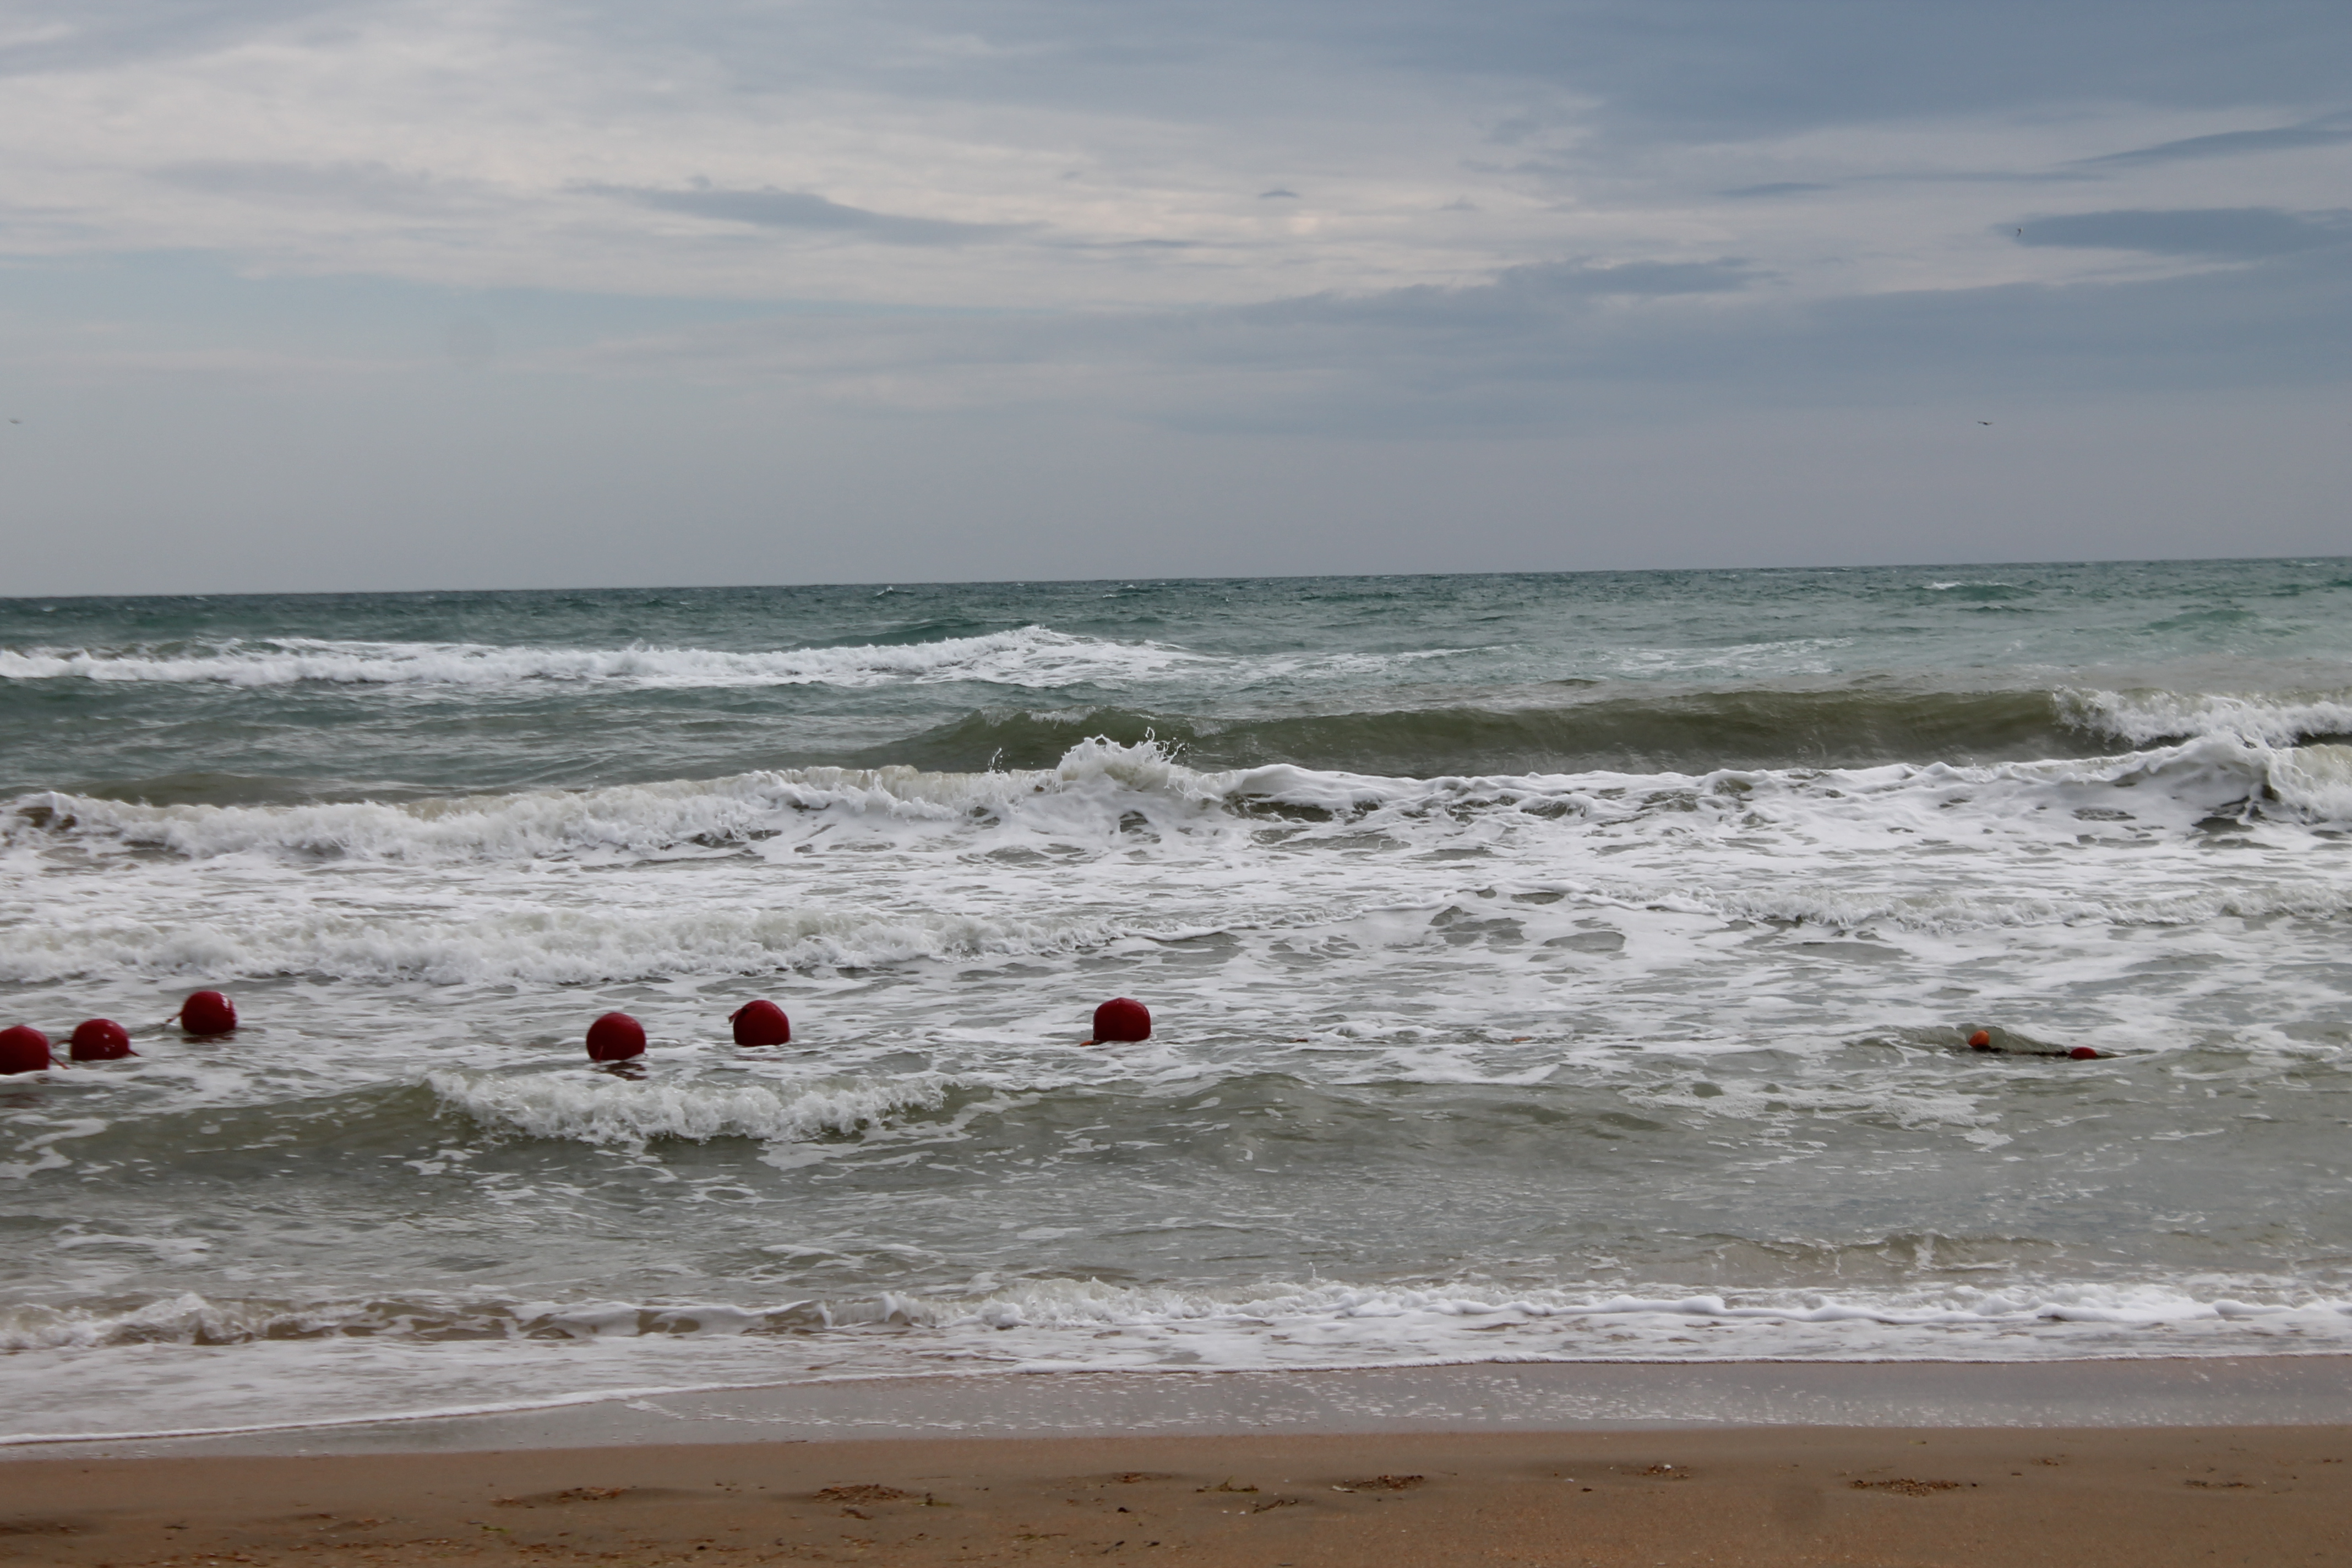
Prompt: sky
<box><xmin>2</xmin><ymin>0</ymin><xmax>2349</xmax><ymax>594</ymax></box>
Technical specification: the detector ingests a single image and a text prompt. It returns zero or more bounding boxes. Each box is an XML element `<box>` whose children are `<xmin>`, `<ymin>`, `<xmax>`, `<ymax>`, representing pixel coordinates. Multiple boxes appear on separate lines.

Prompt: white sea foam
<box><xmin>0</xmin><ymin>1291</ymin><xmax>340</xmax><ymax>1351</ymax></box>
<box><xmin>1602</xmin><ymin>637</ymin><xmax>1856</xmax><ymax>678</ymax></box>
<box><xmin>2062</xmin><ymin>686</ymin><xmax>2352</xmax><ymax>748</ymax></box>
<box><xmin>1648</xmin><ymin>875</ymin><xmax>2352</xmax><ymax>934</ymax></box>
<box><xmin>12</xmin><ymin>776</ymin><xmax>803</xmax><ymax>862</ymax></box>
<box><xmin>426</xmin><ymin>1069</ymin><xmax>956</xmax><ymax>1147</ymax></box>
<box><xmin>12</xmin><ymin>727</ymin><xmax>2342</xmax><ymax>872</ymax></box>
<box><xmin>0</xmin><ymin>628</ymin><xmax>1204</xmax><ymax>690</ymax></box>
<box><xmin>0</xmin><ymin>899</ymin><xmax>1204</xmax><ymax>985</ymax></box>
<box><xmin>10</xmin><ymin>568</ymin><xmax>2352</xmax><ymax>1449</ymax></box>
<box><xmin>6</xmin><ymin>1276</ymin><xmax>2348</xmax><ymax>1360</ymax></box>
<box><xmin>2</xmin><ymin>738</ymin><xmax>1240</xmax><ymax>865</ymax></box>
<box><xmin>884</xmin><ymin>1276</ymin><xmax>2352</xmax><ymax>1343</ymax></box>
<box><xmin>9</xmin><ymin>1275</ymin><xmax>2347</xmax><ymax>1447</ymax></box>
<box><xmin>2272</xmin><ymin>742</ymin><xmax>2352</xmax><ymax>819</ymax></box>
<box><xmin>7</xmin><ymin>732</ymin><xmax>2349</xmax><ymax>989</ymax></box>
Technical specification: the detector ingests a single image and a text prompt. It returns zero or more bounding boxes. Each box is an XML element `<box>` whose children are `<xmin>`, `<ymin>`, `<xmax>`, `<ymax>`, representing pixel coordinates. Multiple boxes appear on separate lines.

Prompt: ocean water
<box><xmin>4</xmin><ymin>560</ymin><xmax>2351</xmax><ymax>1444</ymax></box>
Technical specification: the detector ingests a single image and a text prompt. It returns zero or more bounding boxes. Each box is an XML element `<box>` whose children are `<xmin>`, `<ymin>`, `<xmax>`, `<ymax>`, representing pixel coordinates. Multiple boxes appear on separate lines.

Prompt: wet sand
<box><xmin>5</xmin><ymin>1423</ymin><xmax>2350</xmax><ymax>1566</ymax></box>
<box><xmin>17</xmin><ymin>1356</ymin><xmax>2352</xmax><ymax>1458</ymax></box>
<box><xmin>8</xmin><ymin>1362</ymin><xmax>2351</xmax><ymax>1565</ymax></box>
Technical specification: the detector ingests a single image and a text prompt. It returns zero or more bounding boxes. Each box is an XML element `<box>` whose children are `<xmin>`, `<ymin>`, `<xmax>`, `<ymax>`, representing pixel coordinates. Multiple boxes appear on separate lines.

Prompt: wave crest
<box><xmin>0</xmin><ymin>902</ymin><xmax>1158</xmax><ymax>984</ymax></box>
<box><xmin>2</xmin><ymin>740</ymin><xmax>1245</xmax><ymax>865</ymax></box>
<box><xmin>8</xmin><ymin>1275</ymin><xmax>2348</xmax><ymax>1356</ymax></box>
<box><xmin>0</xmin><ymin>627</ymin><xmax>1201</xmax><ymax>691</ymax></box>
<box><xmin>2063</xmin><ymin>687</ymin><xmax>2352</xmax><ymax>749</ymax></box>
<box><xmin>426</xmin><ymin>1069</ymin><xmax>955</xmax><ymax>1147</ymax></box>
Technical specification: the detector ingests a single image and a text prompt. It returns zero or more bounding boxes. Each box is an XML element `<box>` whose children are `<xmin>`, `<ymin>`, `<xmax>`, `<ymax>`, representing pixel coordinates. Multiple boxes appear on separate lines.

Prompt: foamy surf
<box><xmin>6</xmin><ymin>562</ymin><xmax>2351</xmax><ymax>1445</ymax></box>
<box><xmin>0</xmin><ymin>627</ymin><xmax>1207</xmax><ymax>690</ymax></box>
<box><xmin>2</xmin><ymin>737</ymin><xmax>1243</xmax><ymax>864</ymax></box>
<box><xmin>2061</xmin><ymin>686</ymin><xmax>2352</xmax><ymax>749</ymax></box>
<box><xmin>7</xmin><ymin>1272</ymin><xmax>2352</xmax><ymax>1446</ymax></box>
<box><xmin>5</xmin><ymin>733</ymin><xmax>2348</xmax><ymax>993</ymax></box>
<box><xmin>8</xmin><ymin>1277</ymin><xmax>2348</xmax><ymax>1357</ymax></box>
<box><xmin>9</xmin><ymin>725</ymin><xmax>2347</xmax><ymax>867</ymax></box>
<box><xmin>426</xmin><ymin>1069</ymin><xmax>958</xmax><ymax>1147</ymax></box>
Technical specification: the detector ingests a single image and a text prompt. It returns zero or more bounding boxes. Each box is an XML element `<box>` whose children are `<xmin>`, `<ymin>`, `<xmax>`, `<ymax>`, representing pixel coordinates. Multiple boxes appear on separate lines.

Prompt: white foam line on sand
<box><xmin>8</xmin><ymin>1357</ymin><xmax>2349</xmax><ymax>1461</ymax></box>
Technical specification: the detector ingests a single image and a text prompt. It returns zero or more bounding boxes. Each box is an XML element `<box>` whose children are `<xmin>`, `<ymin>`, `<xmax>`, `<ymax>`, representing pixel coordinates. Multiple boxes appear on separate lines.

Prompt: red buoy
<box><xmin>2069</xmin><ymin>1046</ymin><xmax>2100</xmax><ymax>1060</ymax></box>
<box><xmin>586</xmin><ymin>1011</ymin><xmax>646</xmax><ymax>1062</ymax></box>
<box><xmin>729</xmin><ymin>1000</ymin><xmax>791</xmax><ymax>1046</ymax></box>
<box><xmin>179</xmin><ymin>990</ymin><xmax>237</xmax><ymax>1036</ymax></box>
<box><xmin>0</xmin><ymin>1026</ymin><xmax>53</xmax><ymax>1075</ymax></box>
<box><xmin>69</xmin><ymin>1019</ymin><xmax>134</xmax><ymax>1061</ymax></box>
<box><xmin>1968</xmin><ymin>1030</ymin><xmax>1992</xmax><ymax>1049</ymax></box>
<box><xmin>1091</xmin><ymin>997</ymin><xmax>1151</xmax><ymax>1043</ymax></box>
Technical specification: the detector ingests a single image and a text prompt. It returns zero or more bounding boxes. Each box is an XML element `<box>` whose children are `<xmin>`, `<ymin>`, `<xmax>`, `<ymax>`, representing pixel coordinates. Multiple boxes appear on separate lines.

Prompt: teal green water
<box><xmin>2</xmin><ymin>559</ymin><xmax>2350</xmax><ymax>1442</ymax></box>
<box><xmin>6</xmin><ymin>559</ymin><xmax>2350</xmax><ymax>799</ymax></box>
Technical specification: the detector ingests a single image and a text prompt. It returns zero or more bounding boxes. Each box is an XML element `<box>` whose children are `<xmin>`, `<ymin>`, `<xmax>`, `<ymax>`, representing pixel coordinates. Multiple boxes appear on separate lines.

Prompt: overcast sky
<box><xmin>3</xmin><ymin>0</ymin><xmax>2348</xmax><ymax>594</ymax></box>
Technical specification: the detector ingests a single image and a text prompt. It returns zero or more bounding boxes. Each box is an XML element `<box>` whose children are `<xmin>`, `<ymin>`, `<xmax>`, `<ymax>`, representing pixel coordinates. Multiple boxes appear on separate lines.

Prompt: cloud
<box><xmin>558</xmin><ymin>252</ymin><xmax>1784</xmax><ymax>433</ymax></box>
<box><xmin>2015</xmin><ymin>208</ymin><xmax>2351</xmax><ymax>259</ymax></box>
<box><xmin>0</xmin><ymin>0</ymin><xmax>349</xmax><ymax>79</ymax></box>
<box><xmin>1850</xmin><ymin>170</ymin><xmax>2100</xmax><ymax>186</ymax></box>
<box><xmin>9</xmin><ymin>2</ymin><xmax>2352</xmax><ymax>459</ymax></box>
<box><xmin>1370</xmin><ymin>0</ymin><xmax>2352</xmax><ymax>140</ymax></box>
<box><xmin>1183</xmin><ymin>258</ymin><xmax>1766</xmax><ymax>353</ymax></box>
<box><xmin>551</xmin><ymin>225</ymin><xmax>2352</xmax><ymax>447</ymax></box>
<box><xmin>153</xmin><ymin>160</ymin><xmax>458</xmax><ymax>213</ymax></box>
<box><xmin>1184</xmin><ymin>243</ymin><xmax>2352</xmax><ymax>426</ymax></box>
<box><xmin>1718</xmin><ymin>182</ymin><xmax>1833</xmax><ymax>198</ymax></box>
<box><xmin>1284</xmin><ymin>257</ymin><xmax>1766</xmax><ymax>320</ymax></box>
<box><xmin>2080</xmin><ymin>119</ymin><xmax>2352</xmax><ymax>166</ymax></box>
<box><xmin>593</xmin><ymin>183</ymin><xmax>1027</xmax><ymax>246</ymax></box>
<box><xmin>8</xmin><ymin>0</ymin><xmax>2351</xmax><ymax>315</ymax></box>
<box><xmin>1494</xmin><ymin>257</ymin><xmax>1765</xmax><ymax>298</ymax></box>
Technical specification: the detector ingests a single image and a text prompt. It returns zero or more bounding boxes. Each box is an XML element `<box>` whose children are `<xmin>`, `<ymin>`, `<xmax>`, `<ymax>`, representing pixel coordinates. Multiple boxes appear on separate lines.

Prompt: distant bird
<box><xmin>1978</xmin><ymin>420</ymin><xmax>1992</xmax><ymax>426</ymax></box>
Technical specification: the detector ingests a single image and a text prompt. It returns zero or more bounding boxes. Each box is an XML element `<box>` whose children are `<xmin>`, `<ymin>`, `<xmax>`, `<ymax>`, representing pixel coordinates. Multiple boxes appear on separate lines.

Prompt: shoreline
<box><xmin>9</xmin><ymin>1354</ymin><xmax>2349</xmax><ymax>1462</ymax></box>
<box><xmin>5</xmin><ymin>1420</ymin><xmax>2348</xmax><ymax>1566</ymax></box>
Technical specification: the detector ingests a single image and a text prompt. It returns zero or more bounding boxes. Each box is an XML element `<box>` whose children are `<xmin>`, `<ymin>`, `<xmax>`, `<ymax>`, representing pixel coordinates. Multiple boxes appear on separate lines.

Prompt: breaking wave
<box><xmin>2061</xmin><ymin>687</ymin><xmax>2352</xmax><ymax>749</ymax></box>
<box><xmin>830</xmin><ymin>684</ymin><xmax>2352</xmax><ymax>777</ymax></box>
<box><xmin>426</xmin><ymin>1069</ymin><xmax>958</xmax><ymax>1147</ymax></box>
<box><xmin>1</xmin><ymin>739</ymin><xmax>1227</xmax><ymax>865</ymax></box>
<box><xmin>9</xmin><ymin>727</ymin><xmax>2349</xmax><ymax>869</ymax></box>
<box><xmin>0</xmin><ymin>903</ymin><xmax>1177</xmax><ymax>984</ymax></box>
<box><xmin>8</xmin><ymin>1275</ymin><xmax>2349</xmax><ymax>1358</ymax></box>
<box><xmin>3</xmin><ymin>730</ymin><xmax>2345</xmax><ymax>986</ymax></box>
<box><xmin>0</xmin><ymin>627</ymin><xmax>1203</xmax><ymax>692</ymax></box>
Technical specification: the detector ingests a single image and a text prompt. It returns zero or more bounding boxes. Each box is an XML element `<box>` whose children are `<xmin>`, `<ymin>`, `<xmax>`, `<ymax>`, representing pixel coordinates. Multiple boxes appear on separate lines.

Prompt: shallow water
<box><xmin>4</xmin><ymin>561</ymin><xmax>2351</xmax><ymax>1441</ymax></box>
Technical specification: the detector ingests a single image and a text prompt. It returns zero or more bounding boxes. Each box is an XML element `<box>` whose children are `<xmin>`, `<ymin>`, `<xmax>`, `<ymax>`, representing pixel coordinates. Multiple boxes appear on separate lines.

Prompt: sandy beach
<box><xmin>6</xmin><ymin>1362</ymin><xmax>2351</xmax><ymax>1566</ymax></box>
<box><xmin>6</xmin><ymin>1423</ymin><xmax>2349</xmax><ymax>1566</ymax></box>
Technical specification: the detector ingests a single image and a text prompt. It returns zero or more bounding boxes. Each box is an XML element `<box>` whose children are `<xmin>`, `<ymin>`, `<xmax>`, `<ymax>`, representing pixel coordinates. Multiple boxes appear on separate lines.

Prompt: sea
<box><xmin>3</xmin><ymin>560</ymin><xmax>2351</xmax><ymax>1445</ymax></box>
